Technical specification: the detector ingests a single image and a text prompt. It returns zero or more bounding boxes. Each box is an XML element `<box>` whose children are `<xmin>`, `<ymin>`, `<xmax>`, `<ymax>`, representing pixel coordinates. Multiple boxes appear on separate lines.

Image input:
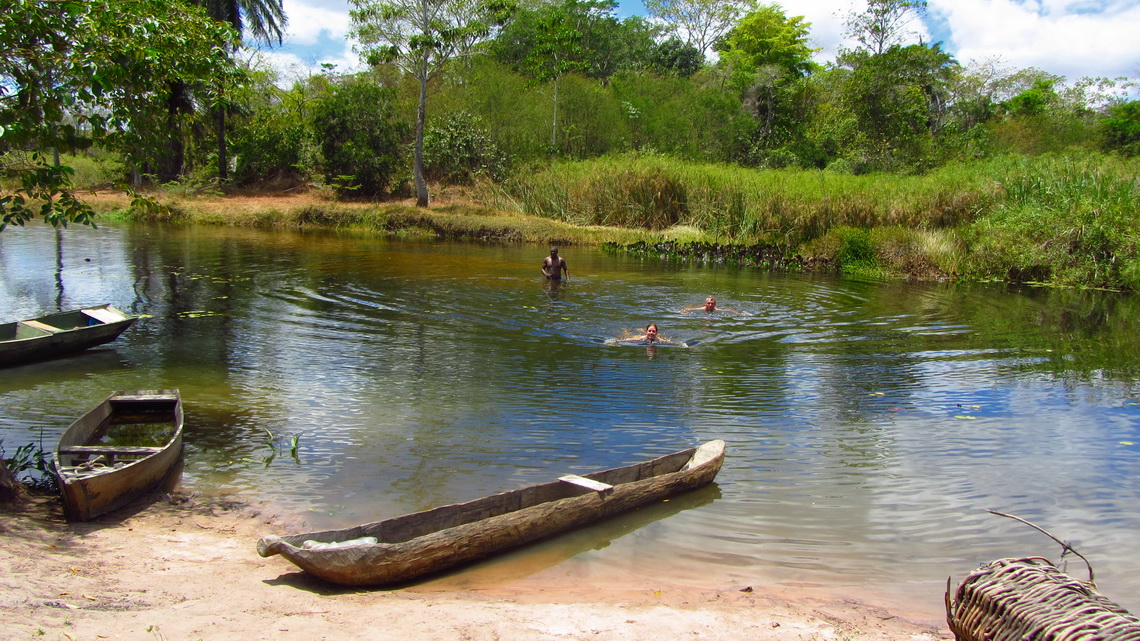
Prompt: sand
<box><xmin>0</xmin><ymin>492</ymin><xmax>950</xmax><ymax>641</ymax></box>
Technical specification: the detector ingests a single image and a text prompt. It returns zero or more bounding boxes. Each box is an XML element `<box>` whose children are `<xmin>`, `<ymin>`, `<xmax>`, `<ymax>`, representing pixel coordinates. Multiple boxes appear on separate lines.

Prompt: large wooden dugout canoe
<box><xmin>257</xmin><ymin>439</ymin><xmax>726</xmax><ymax>586</ymax></box>
<box><xmin>0</xmin><ymin>305</ymin><xmax>136</xmax><ymax>368</ymax></box>
<box><xmin>52</xmin><ymin>390</ymin><xmax>184</xmax><ymax>522</ymax></box>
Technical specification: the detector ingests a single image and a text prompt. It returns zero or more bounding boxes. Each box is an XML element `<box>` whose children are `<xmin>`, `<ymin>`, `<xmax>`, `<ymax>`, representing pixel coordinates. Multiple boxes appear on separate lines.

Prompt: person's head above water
<box><xmin>645</xmin><ymin>323</ymin><xmax>659</xmax><ymax>340</ymax></box>
<box><xmin>704</xmin><ymin>297</ymin><xmax>716</xmax><ymax>311</ymax></box>
<box><xmin>550</xmin><ymin>246</ymin><xmax>559</xmax><ymax>256</ymax></box>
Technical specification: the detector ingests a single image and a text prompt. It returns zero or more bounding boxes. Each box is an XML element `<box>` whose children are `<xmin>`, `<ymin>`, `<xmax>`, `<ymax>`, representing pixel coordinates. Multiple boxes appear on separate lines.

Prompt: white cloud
<box><xmin>282</xmin><ymin>0</ymin><xmax>352</xmax><ymax>46</ymax></box>
<box><xmin>266</xmin><ymin>0</ymin><xmax>1140</xmax><ymax>84</ymax></box>
<box><xmin>784</xmin><ymin>0</ymin><xmax>1139</xmax><ymax>81</ymax></box>
<box><xmin>928</xmin><ymin>0</ymin><xmax>1140</xmax><ymax>80</ymax></box>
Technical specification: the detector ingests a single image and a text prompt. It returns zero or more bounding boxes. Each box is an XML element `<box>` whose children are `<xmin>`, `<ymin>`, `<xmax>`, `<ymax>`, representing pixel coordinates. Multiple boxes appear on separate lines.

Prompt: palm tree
<box><xmin>195</xmin><ymin>0</ymin><xmax>287</xmax><ymax>180</ymax></box>
<box><xmin>198</xmin><ymin>0</ymin><xmax>286</xmax><ymax>45</ymax></box>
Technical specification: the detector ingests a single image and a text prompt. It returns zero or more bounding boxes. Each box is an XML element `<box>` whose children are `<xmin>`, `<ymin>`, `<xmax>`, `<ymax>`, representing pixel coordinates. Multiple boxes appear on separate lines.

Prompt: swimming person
<box><xmin>541</xmin><ymin>246</ymin><xmax>568</xmax><ymax>281</ymax></box>
<box><xmin>635</xmin><ymin>323</ymin><xmax>661</xmax><ymax>342</ymax></box>
<box><xmin>684</xmin><ymin>296</ymin><xmax>738</xmax><ymax>314</ymax></box>
<box><xmin>624</xmin><ymin>323</ymin><xmax>684</xmax><ymax>345</ymax></box>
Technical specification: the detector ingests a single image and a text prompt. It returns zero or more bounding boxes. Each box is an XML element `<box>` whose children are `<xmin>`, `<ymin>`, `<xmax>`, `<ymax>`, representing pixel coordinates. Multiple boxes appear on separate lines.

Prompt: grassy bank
<box><xmin>86</xmin><ymin>190</ymin><xmax>701</xmax><ymax>247</ymax></box>
<box><xmin>87</xmin><ymin>151</ymin><xmax>1140</xmax><ymax>291</ymax></box>
<box><xmin>479</xmin><ymin>152</ymin><xmax>1140</xmax><ymax>290</ymax></box>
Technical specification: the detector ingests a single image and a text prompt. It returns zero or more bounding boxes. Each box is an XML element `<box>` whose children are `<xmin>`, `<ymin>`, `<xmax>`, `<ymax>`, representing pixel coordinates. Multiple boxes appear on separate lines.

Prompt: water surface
<box><xmin>2</xmin><ymin>222</ymin><xmax>1139</xmax><ymax>621</ymax></box>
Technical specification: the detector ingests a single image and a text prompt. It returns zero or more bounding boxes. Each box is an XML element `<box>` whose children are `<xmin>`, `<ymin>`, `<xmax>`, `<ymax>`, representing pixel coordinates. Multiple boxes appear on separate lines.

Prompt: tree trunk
<box><xmin>551</xmin><ymin>77</ymin><xmax>559</xmax><ymax>151</ymax></box>
<box><xmin>414</xmin><ymin>58</ymin><xmax>429</xmax><ymax>208</ymax></box>
<box><xmin>0</xmin><ymin>460</ymin><xmax>25</xmax><ymax>504</ymax></box>
<box><xmin>216</xmin><ymin>105</ymin><xmax>228</xmax><ymax>181</ymax></box>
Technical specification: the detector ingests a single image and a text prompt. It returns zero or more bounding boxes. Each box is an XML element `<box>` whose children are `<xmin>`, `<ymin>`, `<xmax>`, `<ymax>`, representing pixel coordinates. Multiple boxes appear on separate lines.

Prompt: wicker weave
<box><xmin>946</xmin><ymin>557</ymin><xmax>1140</xmax><ymax>640</ymax></box>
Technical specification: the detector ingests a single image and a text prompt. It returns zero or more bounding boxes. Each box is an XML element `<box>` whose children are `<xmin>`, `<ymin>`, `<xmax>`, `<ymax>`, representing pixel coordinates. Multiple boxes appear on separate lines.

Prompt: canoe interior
<box><xmin>2</xmin><ymin>310</ymin><xmax>105</xmax><ymax>339</ymax></box>
<box><xmin>56</xmin><ymin>393</ymin><xmax>182</xmax><ymax>471</ymax></box>
<box><xmin>282</xmin><ymin>441</ymin><xmax>718</xmax><ymax>548</ymax></box>
<box><xmin>0</xmin><ymin>322</ymin><xmax>52</xmax><ymax>341</ymax></box>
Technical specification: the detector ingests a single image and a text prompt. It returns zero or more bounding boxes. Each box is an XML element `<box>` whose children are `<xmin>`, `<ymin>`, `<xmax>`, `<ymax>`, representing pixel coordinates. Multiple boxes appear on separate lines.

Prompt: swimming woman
<box><xmin>620</xmin><ymin>323</ymin><xmax>685</xmax><ymax>345</ymax></box>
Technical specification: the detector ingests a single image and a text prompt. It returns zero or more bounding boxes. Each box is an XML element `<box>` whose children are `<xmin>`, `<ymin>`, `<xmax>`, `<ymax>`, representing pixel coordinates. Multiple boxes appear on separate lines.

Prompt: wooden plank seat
<box><xmin>19</xmin><ymin>320</ymin><xmax>62</xmax><ymax>333</ymax></box>
<box><xmin>559</xmin><ymin>474</ymin><xmax>614</xmax><ymax>494</ymax></box>
<box><xmin>81</xmin><ymin>307</ymin><xmax>122</xmax><ymax>324</ymax></box>
<box><xmin>58</xmin><ymin>445</ymin><xmax>164</xmax><ymax>456</ymax></box>
<box><xmin>110</xmin><ymin>393</ymin><xmax>180</xmax><ymax>403</ymax></box>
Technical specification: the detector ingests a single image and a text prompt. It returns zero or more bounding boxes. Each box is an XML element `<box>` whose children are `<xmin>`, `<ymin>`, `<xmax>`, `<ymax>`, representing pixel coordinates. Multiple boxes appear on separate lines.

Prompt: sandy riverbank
<box><xmin>0</xmin><ymin>491</ymin><xmax>950</xmax><ymax>641</ymax></box>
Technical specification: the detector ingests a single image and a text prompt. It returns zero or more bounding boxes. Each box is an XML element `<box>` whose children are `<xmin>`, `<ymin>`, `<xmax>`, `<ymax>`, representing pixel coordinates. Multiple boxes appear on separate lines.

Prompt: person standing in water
<box><xmin>541</xmin><ymin>247</ymin><xmax>568</xmax><ymax>281</ymax></box>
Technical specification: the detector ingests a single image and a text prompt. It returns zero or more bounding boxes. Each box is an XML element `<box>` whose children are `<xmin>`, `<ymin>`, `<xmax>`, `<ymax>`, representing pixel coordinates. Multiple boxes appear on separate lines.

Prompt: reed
<box><xmin>481</xmin><ymin>152</ymin><xmax>1140</xmax><ymax>289</ymax></box>
<box><xmin>962</xmin><ymin>154</ymin><xmax>1140</xmax><ymax>289</ymax></box>
<box><xmin>481</xmin><ymin>154</ymin><xmax>993</xmax><ymax>248</ymax></box>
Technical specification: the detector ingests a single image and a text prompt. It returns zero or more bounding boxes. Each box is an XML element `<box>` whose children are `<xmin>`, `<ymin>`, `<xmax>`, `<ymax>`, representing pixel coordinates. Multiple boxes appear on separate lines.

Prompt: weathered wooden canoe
<box><xmin>52</xmin><ymin>390</ymin><xmax>184</xmax><ymax>521</ymax></box>
<box><xmin>257</xmin><ymin>439</ymin><xmax>726</xmax><ymax>586</ymax></box>
<box><xmin>0</xmin><ymin>305</ymin><xmax>136</xmax><ymax>368</ymax></box>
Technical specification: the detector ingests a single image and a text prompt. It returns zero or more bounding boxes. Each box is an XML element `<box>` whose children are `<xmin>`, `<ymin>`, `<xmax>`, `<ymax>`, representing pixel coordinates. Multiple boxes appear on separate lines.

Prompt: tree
<box><xmin>839</xmin><ymin>42</ymin><xmax>958</xmax><ymax>168</ymax></box>
<box><xmin>1102</xmin><ymin>101</ymin><xmax>1140</xmax><ymax>156</ymax></box>
<box><xmin>311</xmin><ymin>78</ymin><xmax>408</xmax><ymax>196</ymax></box>
<box><xmin>196</xmin><ymin>0</ymin><xmax>287</xmax><ymax>44</ymax></box>
<box><xmin>715</xmin><ymin>5</ymin><xmax>818</xmax><ymax>160</ymax></box>
<box><xmin>648</xmin><ymin>37</ymin><xmax>704</xmax><ymax>77</ymax></box>
<box><xmin>1</xmin><ymin>0</ymin><xmax>241</xmax><ymax>230</ymax></box>
<box><xmin>844</xmin><ymin>0</ymin><xmax>927</xmax><ymax>55</ymax></box>
<box><xmin>644</xmin><ymin>0</ymin><xmax>756</xmax><ymax>57</ymax></box>
<box><xmin>350</xmin><ymin>0</ymin><xmax>513</xmax><ymax>207</ymax></box>
<box><xmin>716</xmin><ymin>4</ymin><xmax>817</xmax><ymax>79</ymax></box>
<box><xmin>493</xmin><ymin>0</ymin><xmax>660</xmax><ymax>81</ymax></box>
<box><xmin>192</xmin><ymin>0</ymin><xmax>288</xmax><ymax>180</ymax></box>
<box><xmin>492</xmin><ymin>0</ymin><xmax>637</xmax><ymax>150</ymax></box>
<box><xmin>1003</xmin><ymin>79</ymin><xmax>1058</xmax><ymax>117</ymax></box>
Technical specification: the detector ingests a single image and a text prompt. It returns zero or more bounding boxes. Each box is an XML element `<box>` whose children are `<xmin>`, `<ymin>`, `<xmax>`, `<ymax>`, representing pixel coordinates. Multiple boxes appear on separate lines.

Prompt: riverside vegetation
<box><xmin>84</xmin><ymin>151</ymin><xmax>1140</xmax><ymax>291</ymax></box>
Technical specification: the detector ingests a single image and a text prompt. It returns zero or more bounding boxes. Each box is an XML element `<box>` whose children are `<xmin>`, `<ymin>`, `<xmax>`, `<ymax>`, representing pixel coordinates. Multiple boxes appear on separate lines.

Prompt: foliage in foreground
<box><xmin>1</xmin><ymin>0</ymin><xmax>241</xmax><ymax>228</ymax></box>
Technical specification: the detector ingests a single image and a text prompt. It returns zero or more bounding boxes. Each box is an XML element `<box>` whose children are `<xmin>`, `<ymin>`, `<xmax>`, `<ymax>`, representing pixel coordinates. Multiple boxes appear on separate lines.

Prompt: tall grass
<box><xmin>481</xmin><ymin>153</ymin><xmax>993</xmax><ymax>248</ymax></box>
<box><xmin>963</xmin><ymin>153</ymin><xmax>1140</xmax><ymax>289</ymax></box>
<box><xmin>480</xmin><ymin>152</ymin><xmax>1140</xmax><ymax>289</ymax></box>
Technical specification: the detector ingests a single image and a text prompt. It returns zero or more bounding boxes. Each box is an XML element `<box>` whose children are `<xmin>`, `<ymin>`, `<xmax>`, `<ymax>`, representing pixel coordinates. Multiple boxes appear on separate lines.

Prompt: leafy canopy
<box><xmin>644</xmin><ymin>0</ymin><xmax>756</xmax><ymax>57</ymax></box>
<box><xmin>350</xmin><ymin>0</ymin><xmax>514</xmax><ymax>206</ymax></box>
<box><xmin>844</xmin><ymin>0</ymin><xmax>928</xmax><ymax>55</ymax></box>
<box><xmin>1</xmin><ymin>0</ymin><xmax>242</xmax><ymax>230</ymax></box>
<box><xmin>716</xmin><ymin>4</ymin><xmax>818</xmax><ymax>79</ymax></box>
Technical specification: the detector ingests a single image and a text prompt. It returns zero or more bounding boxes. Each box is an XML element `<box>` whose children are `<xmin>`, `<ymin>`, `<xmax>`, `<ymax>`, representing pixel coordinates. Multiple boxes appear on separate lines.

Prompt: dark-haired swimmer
<box><xmin>622</xmin><ymin>323</ymin><xmax>684</xmax><ymax>346</ymax></box>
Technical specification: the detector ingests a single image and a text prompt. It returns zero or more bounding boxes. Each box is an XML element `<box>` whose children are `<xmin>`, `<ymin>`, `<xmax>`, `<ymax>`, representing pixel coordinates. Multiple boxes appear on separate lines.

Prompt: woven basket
<box><xmin>946</xmin><ymin>556</ymin><xmax>1140</xmax><ymax>640</ymax></box>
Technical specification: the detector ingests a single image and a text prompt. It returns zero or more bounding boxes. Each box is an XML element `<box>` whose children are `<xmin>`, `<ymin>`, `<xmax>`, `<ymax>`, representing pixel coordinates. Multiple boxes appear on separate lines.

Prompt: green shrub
<box><xmin>423</xmin><ymin>112</ymin><xmax>508</xmax><ymax>184</ymax></box>
<box><xmin>232</xmin><ymin>120</ymin><xmax>315</xmax><ymax>186</ymax></box>
<box><xmin>311</xmin><ymin>79</ymin><xmax>409</xmax><ymax>197</ymax></box>
<box><xmin>1101</xmin><ymin>100</ymin><xmax>1140</xmax><ymax>156</ymax></box>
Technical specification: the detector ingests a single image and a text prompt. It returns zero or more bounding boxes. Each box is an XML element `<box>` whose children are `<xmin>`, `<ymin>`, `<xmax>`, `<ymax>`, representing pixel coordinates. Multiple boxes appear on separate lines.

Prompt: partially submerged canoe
<box><xmin>0</xmin><ymin>305</ymin><xmax>136</xmax><ymax>368</ymax></box>
<box><xmin>53</xmin><ymin>390</ymin><xmax>184</xmax><ymax>521</ymax></box>
<box><xmin>257</xmin><ymin>439</ymin><xmax>726</xmax><ymax>586</ymax></box>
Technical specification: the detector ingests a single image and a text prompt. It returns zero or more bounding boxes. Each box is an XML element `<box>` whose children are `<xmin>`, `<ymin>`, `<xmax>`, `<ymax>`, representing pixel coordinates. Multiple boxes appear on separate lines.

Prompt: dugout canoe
<box><xmin>257</xmin><ymin>439</ymin><xmax>726</xmax><ymax>586</ymax></box>
<box><xmin>0</xmin><ymin>305</ymin><xmax>136</xmax><ymax>367</ymax></box>
<box><xmin>52</xmin><ymin>390</ymin><xmax>184</xmax><ymax>521</ymax></box>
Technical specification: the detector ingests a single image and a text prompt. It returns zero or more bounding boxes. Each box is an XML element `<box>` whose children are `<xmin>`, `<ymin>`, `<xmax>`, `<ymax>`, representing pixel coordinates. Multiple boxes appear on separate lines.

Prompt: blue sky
<box><xmin>265</xmin><ymin>0</ymin><xmax>1139</xmax><ymax>97</ymax></box>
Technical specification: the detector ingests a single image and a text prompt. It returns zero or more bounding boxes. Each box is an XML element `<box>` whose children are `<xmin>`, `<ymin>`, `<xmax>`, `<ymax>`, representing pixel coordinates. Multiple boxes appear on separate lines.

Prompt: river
<box><xmin>2</xmin><ymin>221</ymin><xmax>1138</xmax><ymax>621</ymax></box>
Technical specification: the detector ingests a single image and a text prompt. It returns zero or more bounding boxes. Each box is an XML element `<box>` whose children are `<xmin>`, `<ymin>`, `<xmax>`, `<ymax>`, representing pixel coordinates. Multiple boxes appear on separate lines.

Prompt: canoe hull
<box><xmin>258</xmin><ymin>440</ymin><xmax>725</xmax><ymax>586</ymax></box>
<box><xmin>52</xmin><ymin>391</ymin><xmax>184</xmax><ymax>522</ymax></box>
<box><xmin>0</xmin><ymin>305</ymin><xmax>136</xmax><ymax>368</ymax></box>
